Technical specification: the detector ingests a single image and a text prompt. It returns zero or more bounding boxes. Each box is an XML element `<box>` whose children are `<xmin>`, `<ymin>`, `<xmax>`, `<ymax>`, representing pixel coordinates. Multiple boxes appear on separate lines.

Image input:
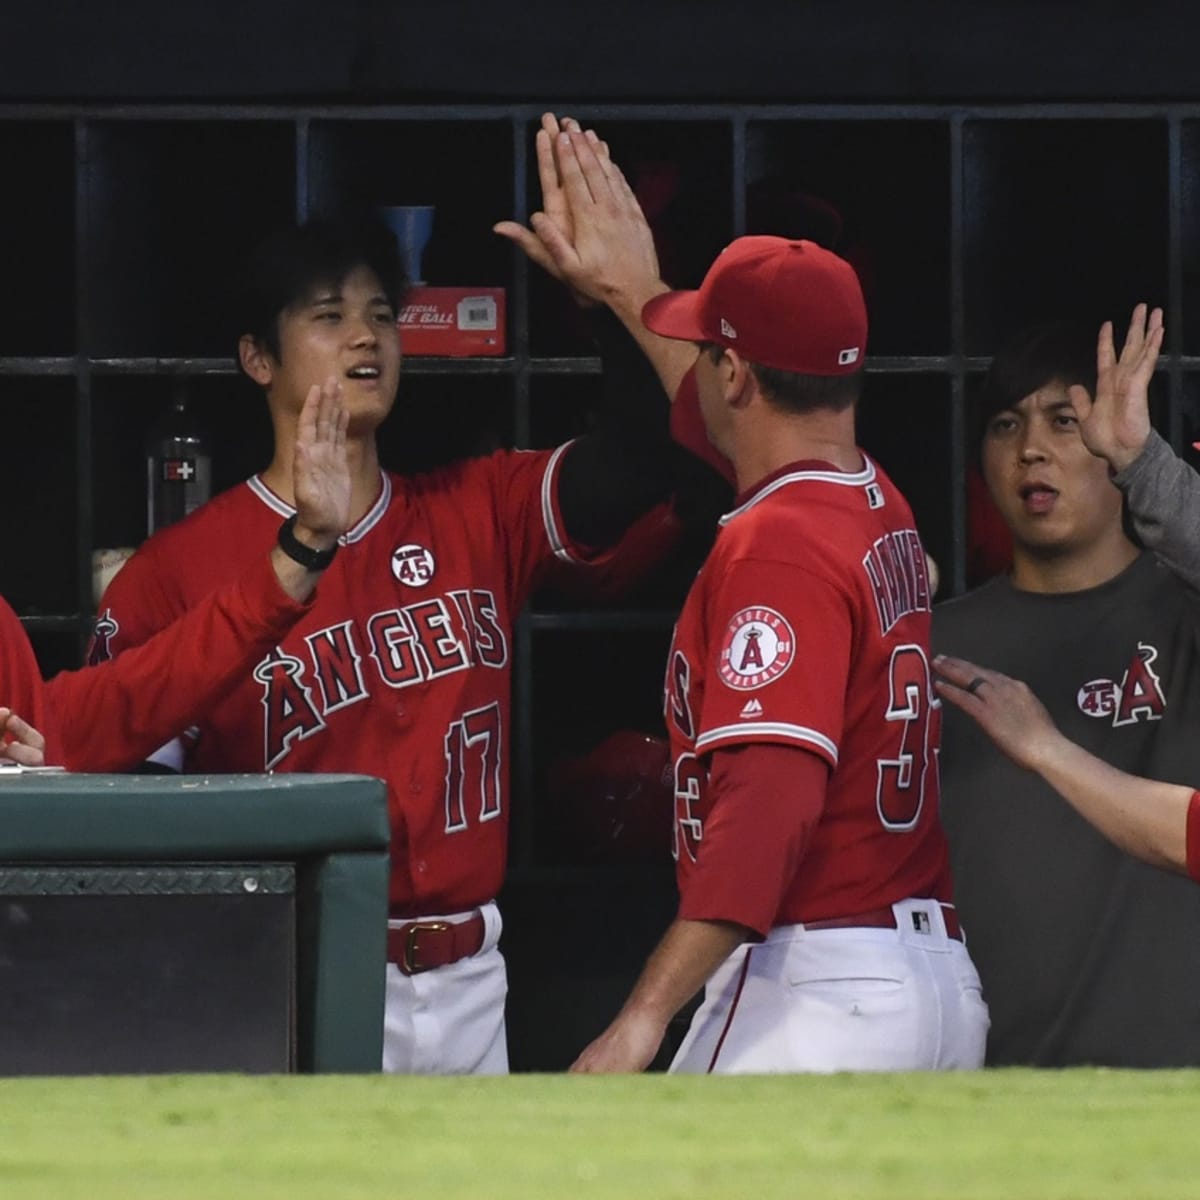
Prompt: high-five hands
<box><xmin>494</xmin><ymin>112</ymin><xmax>664</xmax><ymax>314</ymax></box>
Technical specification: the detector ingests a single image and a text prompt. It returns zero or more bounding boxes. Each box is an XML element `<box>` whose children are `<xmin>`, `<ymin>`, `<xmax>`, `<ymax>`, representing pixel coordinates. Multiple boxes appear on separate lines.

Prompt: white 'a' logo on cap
<box><xmin>720</xmin><ymin>318</ymin><xmax>738</xmax><ymax>339</ymax></box>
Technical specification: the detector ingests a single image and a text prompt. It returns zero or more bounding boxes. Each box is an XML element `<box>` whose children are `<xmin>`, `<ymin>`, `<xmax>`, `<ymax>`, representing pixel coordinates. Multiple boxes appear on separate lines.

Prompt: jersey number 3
<box><xmin>444</xmin><ymin>702</ymin><xmax>503</xmax><ymax>833</ymax></box>
<box><xmin>876</xmin><ymin>644</ymin><xmax>939</xmax><ymax>831</ymax></box>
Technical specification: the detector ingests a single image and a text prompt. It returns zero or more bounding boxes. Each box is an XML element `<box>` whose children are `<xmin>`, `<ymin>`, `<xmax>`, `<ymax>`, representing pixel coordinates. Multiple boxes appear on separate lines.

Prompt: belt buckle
<box><xmin>403</xmin><ymin>920</ymin><xmax>452</xmax><ymax>974</ymax></box>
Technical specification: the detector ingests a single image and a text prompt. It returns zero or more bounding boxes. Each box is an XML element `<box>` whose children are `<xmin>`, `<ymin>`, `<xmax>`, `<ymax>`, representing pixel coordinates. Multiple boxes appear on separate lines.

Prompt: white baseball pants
<box><xmin>382</xmin><ymin>902</ymin><xmax>508</xmax><ymax>1075</ymax></box>
<box><xmin>671</xmin><ymin>898</ymin><xmax>989</xmax><ymax>1073</ymax></box>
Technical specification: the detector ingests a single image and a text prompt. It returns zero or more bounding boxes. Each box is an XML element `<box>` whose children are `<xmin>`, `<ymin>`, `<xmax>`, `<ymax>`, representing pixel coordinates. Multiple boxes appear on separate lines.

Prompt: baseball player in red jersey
<box><xmin>94</xmin><ymin>155</ymin><xmax>680</xmax><ymax>1073</ymax></box>
<box><xmin>559</xmin><ymin>236</ymin><xmax>988</xmax><ymax>1073</ymax></box>
<box><xmin>2</xmin><ymin>381</ymin><xmax>352</xmax><ymax>771</ymax></box>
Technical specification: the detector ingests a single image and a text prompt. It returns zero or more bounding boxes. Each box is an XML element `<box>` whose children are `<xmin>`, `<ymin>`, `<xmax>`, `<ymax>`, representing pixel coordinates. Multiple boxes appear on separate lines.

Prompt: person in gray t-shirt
<box><xmin>934</xmin><ymin>305</ymin><xmax>1200</xmax><ymax>1067</ymax></box>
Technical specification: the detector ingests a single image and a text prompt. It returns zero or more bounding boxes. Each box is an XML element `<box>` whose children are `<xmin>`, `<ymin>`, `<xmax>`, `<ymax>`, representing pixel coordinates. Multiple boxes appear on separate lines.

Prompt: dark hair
<box><xmin>973</xmin><ymin>320</ymin><xmax>1097</xmax><ymax>458</ymax></box>
<box><xmin>704</xmin><ymin>343</ymin><xmax>862</xmax><ymax>414</ymax></box>
<box><xmin>237</xmin><ymin>216</ymin><xmax>407</xmax><ymax>361</ymax></box>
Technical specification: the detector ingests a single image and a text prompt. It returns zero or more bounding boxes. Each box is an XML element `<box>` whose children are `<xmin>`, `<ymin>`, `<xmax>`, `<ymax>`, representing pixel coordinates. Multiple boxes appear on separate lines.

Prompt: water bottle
<box><xmin>146</xmin><ymin>385</ymin><xmax>211</xmax><ymax>535</ymax></box>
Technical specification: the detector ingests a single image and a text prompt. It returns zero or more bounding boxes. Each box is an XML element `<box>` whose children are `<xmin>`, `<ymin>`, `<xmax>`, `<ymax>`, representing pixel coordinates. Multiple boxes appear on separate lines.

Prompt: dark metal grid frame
<box><xmin>3</xmin><ymin>101</ymin><xmax>1194</xmax><ymax>870</ymax></box>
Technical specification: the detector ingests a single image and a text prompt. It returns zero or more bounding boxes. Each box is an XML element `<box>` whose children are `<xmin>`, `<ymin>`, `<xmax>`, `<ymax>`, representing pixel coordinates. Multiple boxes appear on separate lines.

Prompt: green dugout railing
<box><xmin>0</xmin><ymin>772</ymin><xmax>389</xmax><ymax>1074</ymax></box>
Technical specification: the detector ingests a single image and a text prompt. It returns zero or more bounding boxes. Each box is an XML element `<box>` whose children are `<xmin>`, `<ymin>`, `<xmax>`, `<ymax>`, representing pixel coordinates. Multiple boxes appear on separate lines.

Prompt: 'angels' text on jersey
<box><xmin>254</xmin><ymin>587</ymin><xmax>507</xmax><ymax>769</ymax></box>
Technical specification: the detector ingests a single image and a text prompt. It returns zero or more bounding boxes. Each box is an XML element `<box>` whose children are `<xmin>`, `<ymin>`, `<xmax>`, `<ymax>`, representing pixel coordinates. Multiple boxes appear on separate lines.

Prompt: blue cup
<box><xmin>379</xmin><ymin>205</ymin><xmax>435</xmax><ymax>285</ymax></box>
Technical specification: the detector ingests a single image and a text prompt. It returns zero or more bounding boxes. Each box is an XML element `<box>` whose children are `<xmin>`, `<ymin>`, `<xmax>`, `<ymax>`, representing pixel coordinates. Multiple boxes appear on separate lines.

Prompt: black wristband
<box><xmin>277</xmin><ymin>514</ymin><xmax>339</xmax><ymax>571</ymax></box>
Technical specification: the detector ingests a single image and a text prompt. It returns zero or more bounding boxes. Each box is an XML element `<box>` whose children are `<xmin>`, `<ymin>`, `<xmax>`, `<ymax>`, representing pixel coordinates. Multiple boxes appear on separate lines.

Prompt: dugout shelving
<box><xmin>744</xmin><ymin>119</ymin><xmax>952</xmax><ymax>356</ymax></box>
<box><xmin>84</xmin><ymin>121</ymin><xmax>296</xmax><ymax>357</ymax></box>
<box><xmin>2</xmin><ymin>101</ymin><xmax>1195</xmax><ymax>885</ymax></box>
<box><xmin>961</xmin><ymin>118</ymin><xmax>1169</xmax><ymax>356</ymax></box>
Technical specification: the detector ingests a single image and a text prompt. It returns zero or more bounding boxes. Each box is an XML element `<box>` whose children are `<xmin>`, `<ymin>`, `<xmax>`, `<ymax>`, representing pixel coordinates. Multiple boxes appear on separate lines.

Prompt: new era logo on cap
<box><xmin>640</xmin><ymin>236</ymin><xmax>868</xmax><ymax>376</ymax></box>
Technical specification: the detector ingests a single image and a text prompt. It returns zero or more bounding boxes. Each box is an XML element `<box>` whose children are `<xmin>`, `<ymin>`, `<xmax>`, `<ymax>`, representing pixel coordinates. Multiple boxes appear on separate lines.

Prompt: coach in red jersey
<box><xmin>562</xmin><ymin>236</ymin><xmax>989</xmax><ymax>1073</ymax></box>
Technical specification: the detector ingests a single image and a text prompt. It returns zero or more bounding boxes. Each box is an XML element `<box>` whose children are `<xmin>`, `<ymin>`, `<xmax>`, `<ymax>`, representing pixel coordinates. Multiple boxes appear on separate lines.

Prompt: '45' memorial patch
<box><xmin>719</xmin><ymin>606</ymin><xmax>794</xmax><ymax>691</ymax></box>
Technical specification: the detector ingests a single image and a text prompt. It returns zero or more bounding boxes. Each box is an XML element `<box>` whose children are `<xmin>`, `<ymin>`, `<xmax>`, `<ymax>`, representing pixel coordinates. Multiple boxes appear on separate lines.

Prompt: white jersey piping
<box><xmin>695</xmin><ymin>722</ymin><xmax>839</xmax><ymax>765</ymax></box>
<box><xmin>718</xmin><ymin>456</ymin><xmax>878</xmax><ymax>527</ymax></box>
<box><xmin>541</xmin><ymin>440</ymin><xmax>578</xmax><ymax>563</ymax></box>
<box><xmin>246</xmin><ymin>471</ymin><xmax>393</xmax><ymax>545</ymax></box>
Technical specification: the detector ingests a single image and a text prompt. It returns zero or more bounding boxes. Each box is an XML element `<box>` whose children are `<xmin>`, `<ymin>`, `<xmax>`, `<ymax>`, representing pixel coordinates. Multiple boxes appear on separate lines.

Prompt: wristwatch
<box><xmin>277</xmin><ymin>514</ymin><xmax>339</xmax><ymax>571</ymax></box>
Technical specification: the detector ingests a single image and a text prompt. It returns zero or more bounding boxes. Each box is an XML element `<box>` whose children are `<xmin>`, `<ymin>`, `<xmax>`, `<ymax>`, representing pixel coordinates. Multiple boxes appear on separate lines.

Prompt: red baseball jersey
<box><xmin>664</xmin><ymin>456</ymin><xmax>954</xmax><ymax>927</ymax></box>
<box><xmin>0</xmin><ymin>595</ymin><xmax>59</xmax><ymax>764</ymax></box>
<box><xmin>1188</xmin><ymin>793</ymin><xmax>1200</xmax><ymax>885</ymax></box>
<box><xmin>93</xmin><ymin>447</ymin><xmax>585</xmax><ymax>915</ymax></box>
<box><xmin>6</xmin><ymin>554</ymin><xmax>310</xmax><ymax>772</ymax></box>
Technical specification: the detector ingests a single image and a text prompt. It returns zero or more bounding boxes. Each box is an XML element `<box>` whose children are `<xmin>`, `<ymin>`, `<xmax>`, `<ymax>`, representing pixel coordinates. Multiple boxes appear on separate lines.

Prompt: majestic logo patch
<box><xmin>739</xmin><ymin>698</ymin><xmax>764</xmax><ymax>718</ymax></box>
<box><xmin>718</xmin><ymin>606</ymin><xmax>794</xmax><ymax>691</ymax></box>
<box><xmin>391</xmin><ymin>543</ymin><xmax>436</xmax><ymax>588</ymax></box>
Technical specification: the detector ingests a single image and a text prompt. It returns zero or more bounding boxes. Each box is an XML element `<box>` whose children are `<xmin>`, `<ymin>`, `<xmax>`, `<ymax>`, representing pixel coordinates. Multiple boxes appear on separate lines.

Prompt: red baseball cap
<box><xmin>641</xmin><ymin>236</ymin><xmax>867</xmax><ymax>376</ymax></box>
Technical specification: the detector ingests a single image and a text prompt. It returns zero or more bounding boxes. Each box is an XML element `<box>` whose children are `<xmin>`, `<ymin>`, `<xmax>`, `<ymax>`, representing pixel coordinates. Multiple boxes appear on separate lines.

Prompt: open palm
<box><xmin>1069</xmin><ymin>303</ymin><xmax>1163</xmax><ymax>474</ymax></box>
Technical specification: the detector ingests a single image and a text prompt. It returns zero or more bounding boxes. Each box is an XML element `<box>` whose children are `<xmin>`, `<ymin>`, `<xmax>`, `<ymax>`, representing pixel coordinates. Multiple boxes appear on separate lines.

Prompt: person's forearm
<box><xmin>47</xmin><ymin>552</ymin><xmax>316</xmax><ymax>772</ymax></box>
<box><xmin>269</xmin><ymin>515</ymin><xmax>337</xmax><ymax>603</ymax></box>
<box><xmin>571</xmin><ymin>916</ymin><xmax>749</xmax><ymax>1072</ymax></box>
<box><xmin>1032</xmin><ymin>730</ymin><xmax>1192</xmax><ymax>874</ymax></box>
<box><xmin>1115</xmin><ymin>429</ymin><xmax>1200</xmax><ymax>592</ymax></box>
<box><xmin>602</xmin><ymin>282</ymin><xmax>699</xmax><ymax>404</ymax></box>
<box><xmin>619</xmin><ymin>917</ymin><xmax>748</xmax><ymax>1028</ymax></box>
<box><xmin>556</xmin><ymin>308</ymin><xmax>676</xmax><ymax>547</ymax></box>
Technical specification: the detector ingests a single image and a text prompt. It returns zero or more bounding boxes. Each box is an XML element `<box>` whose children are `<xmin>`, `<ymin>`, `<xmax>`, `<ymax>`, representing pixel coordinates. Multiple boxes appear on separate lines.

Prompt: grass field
<box><xmin>1</xmin><ymin>1070</ymin><xmax>1198</xmax><ymax>1199</ymax></box>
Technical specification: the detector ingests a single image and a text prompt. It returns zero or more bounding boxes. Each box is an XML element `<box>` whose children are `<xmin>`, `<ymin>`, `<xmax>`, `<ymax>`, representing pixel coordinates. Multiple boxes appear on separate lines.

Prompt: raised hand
<box><xmin>1068</xmin><ymin>303</ymin><xmax>1163</xmax><ymax>474</ymax></box>
<box><xmin>493</xmin><ymin>113</ymin><xmax>589</xmax><ymax>297</ymax></box>
<box><xmin>292</xmin><ymin>376</ymin><xmax>351</xmax><ymax>547</ymax></box>
<box><xmin>0</xmin><ymin>707</ymin><xmax>46</xmax><ymax>767</ymax></box>
<box><xmin>495</xmin><ymin>113</ymin><xmax>664</xmax><ymax>314</ymax></box>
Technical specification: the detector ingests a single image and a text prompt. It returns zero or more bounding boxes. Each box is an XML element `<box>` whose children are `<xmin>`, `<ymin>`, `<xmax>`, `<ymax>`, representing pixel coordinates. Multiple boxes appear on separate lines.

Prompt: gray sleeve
<box><xmin>1113</xmin><ymin>429</ymin><xmax>1200</xmax><ymax>590</ymax></box>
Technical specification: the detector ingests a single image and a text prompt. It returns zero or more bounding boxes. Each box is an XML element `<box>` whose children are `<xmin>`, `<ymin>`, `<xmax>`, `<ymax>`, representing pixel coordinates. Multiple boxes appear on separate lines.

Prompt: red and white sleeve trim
<box><xmin>694</xmin><ymin>722</ymin><xmax>838</xmax><ymax>768</ymax></box>
<box><xmin>1186</xmin><ymin>791</ymin><xmax>1200</xmax><ymax>885</ymax></box>
<box><xmin>540</xmin><ymin>440</ymin><xmax>581</xmax><ymax>563</ymax></box>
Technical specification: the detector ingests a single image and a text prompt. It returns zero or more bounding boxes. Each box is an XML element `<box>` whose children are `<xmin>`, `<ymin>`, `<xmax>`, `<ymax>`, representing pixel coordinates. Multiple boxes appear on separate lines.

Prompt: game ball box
<box><xmin>397</xmin><ymin>286</ymin><xmax>506</xmax><ymax>356</ymax></box>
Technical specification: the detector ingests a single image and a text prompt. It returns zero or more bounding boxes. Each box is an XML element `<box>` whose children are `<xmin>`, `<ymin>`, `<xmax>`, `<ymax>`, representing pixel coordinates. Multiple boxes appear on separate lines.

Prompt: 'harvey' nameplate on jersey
<box><xmin>398</xmin><ymin>286</ymin><xmax>507</xmax><ymax>357</ymax></box>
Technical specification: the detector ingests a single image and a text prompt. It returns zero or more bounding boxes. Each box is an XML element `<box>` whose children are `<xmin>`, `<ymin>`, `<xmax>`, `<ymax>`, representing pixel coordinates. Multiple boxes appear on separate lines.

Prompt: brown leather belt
<box><xmin>387</xmin><ymin>912</ymin><xmax>486</xmax><ymax>975</ymax></box>
<box><xmin>802</xmin><ymin>903</ymin><xmax>963</xmax><ymax>943</ymax></box>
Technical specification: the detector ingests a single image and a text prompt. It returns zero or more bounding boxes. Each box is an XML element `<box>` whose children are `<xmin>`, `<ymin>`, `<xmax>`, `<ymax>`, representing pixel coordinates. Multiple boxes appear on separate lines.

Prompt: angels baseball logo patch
<box><xmin>719</xmin><ymin>606</ymin><xmax>794</xmax><ymax>691</ymax></box>
<box><xmin>391</xmin><ymin>543</ymin><xmax>436</xmax><ymax>588</ymax></box>
<box><xmin>1076</xmin><ymin>643</ymin><xmax>1166</xmax><ymax>726</ymax></box>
